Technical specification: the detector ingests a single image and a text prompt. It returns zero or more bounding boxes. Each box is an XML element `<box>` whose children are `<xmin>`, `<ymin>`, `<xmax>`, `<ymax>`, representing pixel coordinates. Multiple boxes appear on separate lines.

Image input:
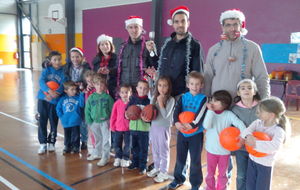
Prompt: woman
<box><xmin>92</xmin><ymin>34</ymin><xmax>117</xmax><ymax>100</ymax></box>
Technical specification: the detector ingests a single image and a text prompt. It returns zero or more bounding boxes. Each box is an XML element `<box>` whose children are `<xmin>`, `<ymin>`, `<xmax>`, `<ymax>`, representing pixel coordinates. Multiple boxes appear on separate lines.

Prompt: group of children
<box><xmin>37</xmin><ymin>50</ymin><xmax>289</xmax><ymax>190</ymax></box>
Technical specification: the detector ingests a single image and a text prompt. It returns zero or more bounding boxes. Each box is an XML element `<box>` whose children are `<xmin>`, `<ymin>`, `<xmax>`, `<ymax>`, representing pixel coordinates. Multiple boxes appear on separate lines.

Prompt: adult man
<box><xmin>147</xmin><ymin>6</ymin><xmax>205</xmax><ymax>190</ymax></box>
<box><xmin>147</xmin><ymin>6</ymin><xmax>204</xmax><ymax>97</ymax></box>
<box><xmin>117</xmin><ymin>16</ymin><xmax>158</xmax><ymax>88</ymax></box>
<box><xmin>204</xmin><ymin>9</ymin><xmax>270</xmax><ymax>190</ymax></box>
<box><xmin>204</xmin><ymin>9</ymin><xmax>270</xmax><ymax>99</ymax></box>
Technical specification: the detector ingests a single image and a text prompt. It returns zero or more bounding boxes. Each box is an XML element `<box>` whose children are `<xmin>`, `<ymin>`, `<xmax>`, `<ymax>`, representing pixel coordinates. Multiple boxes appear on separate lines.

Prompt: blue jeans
<box><xmin>130</xmin><ymin>131</ymin><xmax>149</xmax><ymax>171</ymax></box>
<box><xmin>64</xmin><ymin>126</ymin><xmax>80</xmax><ymax>149</ymax></box>
<box><xmin>246</xmin><ymin>159</ymin><xmax>272</xmax><ymax>190</ymax></box>
<box><xmin>37</xmin><ymin>99</ymin><xmax>58</xmax><ymax>144</ymax></box>
<box><xmin>80</xmin><ymin>121</ymin><xmax>88</xmax><ymax>143</ymax></box>
<box><xmin>228</xmin><ymin>150</ymin><xmax>249</xmax><ymax>190</ymax></box>
<box><xmin>173</xmin><ymin>132</ymin><xmax>204</xmax><ymax>188</ymax></box>
<box><xmin>114</xmin><ymin>131</ymin><xmax>131</xmax><ymax>160</ymax></box>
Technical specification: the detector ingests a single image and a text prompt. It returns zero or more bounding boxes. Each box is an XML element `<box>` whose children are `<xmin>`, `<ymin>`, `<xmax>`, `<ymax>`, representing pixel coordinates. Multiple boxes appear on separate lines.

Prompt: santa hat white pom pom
<box><xmin>167</xmin><ymin>19</ymin><xmax>173</xmax><ymax>26</ymax></box>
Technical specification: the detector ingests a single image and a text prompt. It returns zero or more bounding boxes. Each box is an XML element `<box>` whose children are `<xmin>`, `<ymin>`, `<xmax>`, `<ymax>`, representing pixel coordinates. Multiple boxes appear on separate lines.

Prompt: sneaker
<box><xmin>127</xmin><ymin>163</ymin><xmax>138</xmax><ymax>170</ymax></box>
<box><xmin>154</xmin><ymin>172</ymin><xmax>169</xmax><ymax>183</ymax></box>
<box><xmin>38</xmin><ymin>144</ymin><xmax>47</xmax><ymax>154</ymax></box>
<box><xmin>113</xmin><ymin>158</ymin><xmax>121</xmax><ymax>167</ymax></box>
<box><xmin>97</xmin><ymin>159</ymin><xmax>109</xmax><ymax>166</ymax></box>
<box><xmin>147</xmin><ymin>168</ymin><xmax>160</xmax><ymax>177</ymax></box>
<box><xmin>139</xmin><ymin>169</ymin><xmax>146</xmax><ymax>175</ymax></box>
<box><xmin>48</xmin><ymin>143</ymin><xmax>55</xmax><ymax>152</ymax></box>
<box><xmin>168</xmin><ymin>180</ymin><xmax>183</xmax><ymax>189</ymax></box>
<box><xmin>121</xmin><ymin>159</ymin><xmax>131</xmax><ymax>167</ymax></box>
<box><xmin>81</xmin><ymin>142</ymin><xmax>87</xmax><ymax>150</ymax></box>
<box><xmin>87</xmin><ymin>154</ymin><xmax>101</xmax><ymax>161</ymax></box>
<box><xmin>63</xmin><ymin>147</ymin><xmax>71</xmax><ymax>154</ymax></box>
<box><xmin>71</xmin><ymin>147</ymin><xmax>80</xmax><ymax>154</ymax></box>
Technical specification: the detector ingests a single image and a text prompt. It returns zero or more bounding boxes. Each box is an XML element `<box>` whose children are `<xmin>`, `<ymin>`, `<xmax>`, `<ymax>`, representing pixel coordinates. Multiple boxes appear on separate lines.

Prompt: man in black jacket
<box><xmin>147</xmin><ymin>6</ymin><xmax>204</xmax><ymax>97</ymax></box>
<box><xmin>117</xmin><ymin>16</ymin><xmax>158</xmax><ymax>89</ymax></box>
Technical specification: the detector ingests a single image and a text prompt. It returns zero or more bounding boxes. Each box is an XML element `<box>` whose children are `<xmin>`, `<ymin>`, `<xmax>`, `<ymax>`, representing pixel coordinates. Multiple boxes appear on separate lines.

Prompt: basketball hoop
<box><xmin>43</xmin><ymin>3</ymin><xmax>67</xmax><ymax>31</ymax></box>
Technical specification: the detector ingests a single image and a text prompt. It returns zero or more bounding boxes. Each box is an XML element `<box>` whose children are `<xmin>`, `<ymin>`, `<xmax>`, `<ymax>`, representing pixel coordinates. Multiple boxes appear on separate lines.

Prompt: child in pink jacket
<box><xmin>110</xmin><ymin>84</ymin><xmax>132</xmax><ymax>167</ymax></box>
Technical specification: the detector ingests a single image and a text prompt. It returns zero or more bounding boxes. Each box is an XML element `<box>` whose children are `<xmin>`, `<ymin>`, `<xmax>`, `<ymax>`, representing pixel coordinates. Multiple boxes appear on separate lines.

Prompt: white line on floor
<box><xmin>0</xmin><ymin>176</ymin><xmax>20</xmax><ymax>190</ymax></box>
<box><xmin>0</xmin><ymin>111</ymin><xmax>64</xmax><ymax>137</ymax></box>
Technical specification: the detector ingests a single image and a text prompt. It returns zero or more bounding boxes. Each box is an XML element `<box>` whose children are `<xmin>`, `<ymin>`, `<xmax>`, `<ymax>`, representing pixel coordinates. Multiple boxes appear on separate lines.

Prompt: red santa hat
<box><xmin>220</xmin><ymin>9</ymin><xmax>248</xmax><ymax>35</ymax></box>
<box><xmin>70</xmin><ymin>47</ymin><xmax>84</xmax><ymax>56</ymax></box>
<box><xmin>167</xmin><ymin>5</ymin><xmax>190</xmax><ymax>26</ymax></box>
<box><xmin>125</xmin><ymin>16</ymin><xmax>143</xmax><ymax>28</ymax></box>
<box><xmin>97</xmin><ymin>34</ymin><xmax>113</xmax><ymax>45</ymax></box>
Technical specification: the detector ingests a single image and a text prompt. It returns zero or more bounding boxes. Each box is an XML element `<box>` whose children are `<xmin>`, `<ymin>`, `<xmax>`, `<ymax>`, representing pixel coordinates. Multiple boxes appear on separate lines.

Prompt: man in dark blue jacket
<box><xmin>147</xmin><ymin>5</ymin><xmax>204</xmax><ymax>97</ymax></box>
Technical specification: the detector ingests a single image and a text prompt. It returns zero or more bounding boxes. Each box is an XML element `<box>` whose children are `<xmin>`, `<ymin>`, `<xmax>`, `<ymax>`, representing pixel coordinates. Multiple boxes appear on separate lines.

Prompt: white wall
<box><xmin>0</xmin><ymin>0</ymin><xmax>16</xmax><ymax>14</ymax></box>
<box><xmin>33</xmin><ymin>0</ymin><xmax>151</xmax><ymax>34</ymax></box>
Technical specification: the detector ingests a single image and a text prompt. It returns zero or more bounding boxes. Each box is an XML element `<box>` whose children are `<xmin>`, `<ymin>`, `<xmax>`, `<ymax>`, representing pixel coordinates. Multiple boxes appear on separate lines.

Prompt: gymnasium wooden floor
<box><xmin>0</xmin><ymin>67</ymin><xmax>300</xmax><ymax>190</ymax></box>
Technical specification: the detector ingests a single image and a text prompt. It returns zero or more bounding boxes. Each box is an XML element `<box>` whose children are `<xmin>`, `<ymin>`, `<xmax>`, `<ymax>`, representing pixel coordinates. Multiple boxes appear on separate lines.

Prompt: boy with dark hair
<box><xmin>37</xmin><ymin>51</ymin><xmax>67</xmax><ymax>154</ymax></box>
<box><xmin>126</xmin><ymin>80</ymin><xmax>150</xmax><ymax>174</ymax></box>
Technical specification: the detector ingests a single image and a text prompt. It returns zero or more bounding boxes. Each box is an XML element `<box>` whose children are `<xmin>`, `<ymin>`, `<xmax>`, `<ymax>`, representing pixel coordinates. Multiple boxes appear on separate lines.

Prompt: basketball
<box><xmin>178</xmin><ymin>111</ymin><xmax>198</xmax><ymax>134</ymax></box>
<box><xmin>126</xmin><ymin>105</ymin><xmax>142</xmax><ymax>120</ymax></box>
<box><xmin>245</xmin><ymin>131</ymin><xmax>271</xmax><ymax>157</ymax></box>
<box><xmin>178</xmin><ymin>111</ymin><xmax>195</xmax><ymax>123</ymax></box>
<box><xmin>219</xmin><ymin>127</ymin><xmax>241</xmax><ymax>151</ymax></box>
<box><xmin>47</xmin><ymin>81</ymin><xmax>59</xmax><ymax>90</ymax></box>
<box><xmin>141</xmin><ymin>104</ymin><xmax>158</xmax><ymax>121</ymax></box>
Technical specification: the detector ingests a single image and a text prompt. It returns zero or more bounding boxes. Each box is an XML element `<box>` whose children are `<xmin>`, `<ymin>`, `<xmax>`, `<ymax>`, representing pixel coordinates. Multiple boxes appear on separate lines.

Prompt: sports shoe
<box><xmin>127</xmin><ymin>163</ymin><xmax>138</xmax><ymax>170</ymax></box>
<box><xmin>63</xmin><ymin>146</ymin><xmax>71</xmax><ymax>154</ymax></box>
<box><xmin>38</xmin><ymin>144</ymin><xmax>47</xmax><ymax>154</ymax></box>
<box><xmin>97</xmin><ymin>159</ymin><xmax>109</xmax><ymax>166</ymax></box>
<box><xmin>87</xmin><ymin>154</ymin><xmax>101</xmax><ymax>161</ymax></box>
<box><xmin>81</xmin><ymin>142</ymin><xmax>87</xmax><ymax>150</ymax></box>
<box><xmin>113</xmin><ymin>158</ymin><xmax>121</xmax><ymax>167</ymax></box>
<box><xmin>48</xmin><ymin>143</ymin><xmax>55</xmax><ymax>152</ymax></box>
<box><xmin>154</xmin><ymin>172</ymin><xmax>169</xmax><ymax>183</ymax></box>
<box><xmin>71</xmin><ymin>147</ymin><xmax>80</xmax><ymax>154</ymax></box>
<box><xmin>168</xmin><ymin>180</ymin><xmax>183</xmax><ymax>189</ymax></box>
<box><xmin>139</xmin><ymin>169</ymin><xmax>146</xmax><ymax>175</ymax></box>
<box><xmin>147</xmin><ymin>168</ymin><xmax>159</xmax><ymax>177</ymax></box>
<box><xmin>121</xmin><ymin>159</ymin><xmax>131</xmax><ymax>167</ymax></box>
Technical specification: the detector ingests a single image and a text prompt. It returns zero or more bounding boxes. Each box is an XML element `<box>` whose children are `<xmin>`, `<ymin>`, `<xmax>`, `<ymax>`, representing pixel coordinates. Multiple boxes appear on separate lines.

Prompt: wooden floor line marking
<box><xmin>0</xmin><ymin>176</ymin><xmax>20</xmax><ymax>190</ymax></box>
<box><xmin>0</xmin><ymin>111</ymin><xmax>64</xmax><ymax>137</ymax></box>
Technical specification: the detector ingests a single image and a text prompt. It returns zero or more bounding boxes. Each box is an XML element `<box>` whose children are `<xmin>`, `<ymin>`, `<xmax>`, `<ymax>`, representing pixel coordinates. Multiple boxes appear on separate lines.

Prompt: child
<box><xmin>84</xmin><ymin>74</ymin><xmax>114</xmax><ymax>166</ymax></box>
<box><xmin>168</xmin><ymin>71</ymin><xmax>207</xmax><ymax>190</ymax></box>
<box><xmin>64</xmin><ymin>47</ymin><xmax>91</xmax><ymax>150</ymax></box>
<box><xmin>241</xmin><ymin>97</ymin><xmax>290</xmax><ymax>190</ymax></box>
<box><xmin>56</xmin><ymin>81</ymin><xmax>85</xmax><ymax>154</ymax></box>
<box><xmin>203</xmin><ymin>90</ymin><xmax>246</xmax><ymax>190</ymax></box>
<box><xmin>147</xmin><ymin>76</ymin><xmax>175</xmax><ymax>182</ymax></box>
<box><xmin>231</xmin><ymin>79</ymin><xmax>261</xmax><ymax>190</ymax></box>
<box><xmin>110</xmin><ymin>84</ymin><xmax>132</xmax><ymax>167</ymax></box>
<box><xmin>82</xmin><ymin>70</ymin><xmax>97</xmax><ymax>157</ymax></box>
<box><xmin>126</xmin><ymin>80</ymin><xmax>150</xmax><ymax>174</ymax></box>
<box><xmin>37</xmin><ymin>51</ymin><xmax>67</xmax><ymax>154</ymax></box>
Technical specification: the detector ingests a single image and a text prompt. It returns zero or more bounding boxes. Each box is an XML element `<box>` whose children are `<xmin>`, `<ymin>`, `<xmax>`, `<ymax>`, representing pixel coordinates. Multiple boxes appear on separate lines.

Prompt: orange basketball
<box><xmin>141</xmin><ymin>104</ymin><xmax>158</xmax><ymax>121</ymax></box>
<box><xmin>126</xmin><ymin>105</ymin><xmax>142</xmax><ymax>120</ymax></box>
<box><xmin>178</xmin><ymin>111</ymin><xmax>197</xmax><ymax>134</ymax></box>
<box><xmin>179</xmin><ymin>111</ymin><xmax>195</xmax><ymax>123</ymax></box>
<box><xmin>47</xmin><ymin>81</ymin><xmax>59</xmax><ymax>91</ymax></box>
<box><xmin>245</xmin><ymin>131</ymin><xmax>271</xmax><ymax>157</ymax></box>
<box><xmin>219</xmin><ymin>127</ymin><xmax>241</xmax><ymax>151</ymax></box>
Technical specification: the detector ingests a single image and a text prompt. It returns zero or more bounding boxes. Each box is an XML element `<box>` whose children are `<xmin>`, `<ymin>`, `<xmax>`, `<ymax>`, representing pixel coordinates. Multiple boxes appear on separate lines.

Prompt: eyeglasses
<box><xmin>224</xmin><ymin>23</ymin><xmax>240</xmax><ymax>28</ymax></box>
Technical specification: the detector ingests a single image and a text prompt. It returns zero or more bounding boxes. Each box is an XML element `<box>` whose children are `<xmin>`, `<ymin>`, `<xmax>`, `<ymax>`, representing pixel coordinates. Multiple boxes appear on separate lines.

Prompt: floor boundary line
<box><xmin>0</xmin><ymin>148</ymin><xmax>73</xmax><ymax>190</ymax></box>
<box><xmin>0</xmin><ymin>111</ymin><xmax>64</xmax><ymax>137</ymax></box>
<box><xmin>0</xmin><ymin>175</ymin><xmax>20</xmax><ymax>190</ymax></box>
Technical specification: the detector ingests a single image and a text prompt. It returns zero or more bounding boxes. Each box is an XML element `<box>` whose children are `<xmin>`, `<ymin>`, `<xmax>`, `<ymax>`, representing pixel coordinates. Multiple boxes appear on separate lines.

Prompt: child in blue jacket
<box><xmin>56</xmin><ymin>81</ymin><xmax>85</xmax><ymax>154</ymax></box>
<box><xmin>37</xmin><ymin>51</ymin><xmax>67</xmax><ymax>154</ymax></box>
